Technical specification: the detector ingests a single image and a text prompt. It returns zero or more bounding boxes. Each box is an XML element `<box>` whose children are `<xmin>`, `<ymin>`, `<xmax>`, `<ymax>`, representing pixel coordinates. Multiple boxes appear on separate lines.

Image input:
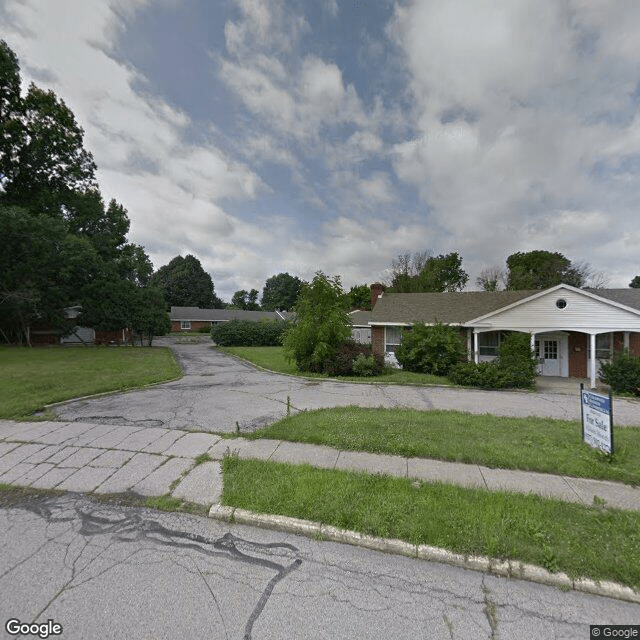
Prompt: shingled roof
<box><xmin>370</xmin><ymin>287</ymin><xmax>640</xmax><ymax>325</ymax></box>
<box><xmin>370</xmin><ymin>290</ymin><xmax>541</xmax><ymax>324</ymax></box>
<box><xmin>170</xmin><ymin>307</ymin><xmax>288</xmax><ymax>322</ymax></box>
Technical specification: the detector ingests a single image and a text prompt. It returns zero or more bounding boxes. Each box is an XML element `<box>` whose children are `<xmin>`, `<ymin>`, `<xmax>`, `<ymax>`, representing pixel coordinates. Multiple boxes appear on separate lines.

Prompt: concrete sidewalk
<box><xmin>1</xmin><ymin>419</ymin><xmax>639</xmax><ymax>512</ymax></box>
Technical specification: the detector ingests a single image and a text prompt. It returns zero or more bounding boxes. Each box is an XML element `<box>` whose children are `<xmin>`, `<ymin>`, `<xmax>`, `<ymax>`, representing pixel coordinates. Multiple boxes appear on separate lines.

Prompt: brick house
<box><xmin>369</xmin><ymin>283</ymin><xmax>640</xmax><ymax>388</ymax></box>
<box><xmin>169</xmin><ymin>307</ymin><xmax>288</xmax><ymax>332</ymax></box>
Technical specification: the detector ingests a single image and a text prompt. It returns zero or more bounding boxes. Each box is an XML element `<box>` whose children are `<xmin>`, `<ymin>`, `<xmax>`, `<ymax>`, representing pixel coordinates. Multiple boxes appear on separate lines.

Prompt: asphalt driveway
<box><xmin>53</xmin><ymin>337</ymin><xmax>640</xmax><ymax>431</ymax></box>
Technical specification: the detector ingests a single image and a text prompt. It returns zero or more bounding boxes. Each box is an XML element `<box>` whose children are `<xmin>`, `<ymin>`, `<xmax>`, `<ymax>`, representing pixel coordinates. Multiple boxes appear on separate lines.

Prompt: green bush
<box><xmin>282</xmin><ymin>272</ymin><xmax>351</xmax><ymax>372</ymax></box>
<box><xmin>395</xmin><ymin>321</ymin><xmax>467</xmax><ymax>375</ymax></box>
<box><xmin>448</xmin><ymin>332</ymin><xmax>536</xmax><ymax>389</ymax></box>
<box><xmin>321</xmin><ymin>341</ymin><xmax>384</xmax><ymax>377</ymax></box>
<box><xmin>196</xmin><ymin>325</ymin><xmax>211</xmax><ymax>334</ymax></box>
<box><xmin>210</xmin><ymin>319</ymin><xmax>287</xmax><ymax>346</ymax></box>
<box><xmin>600</xmin><ymin>349</ymin><xmax>640</xmax><ymax>396</ymax></box>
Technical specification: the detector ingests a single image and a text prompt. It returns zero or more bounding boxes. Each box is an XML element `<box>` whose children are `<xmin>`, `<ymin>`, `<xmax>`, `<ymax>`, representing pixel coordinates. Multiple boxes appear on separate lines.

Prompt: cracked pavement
<box><xmin>52</xmin><ymin>337</ymin><xmax>640</xmax><ymax>431</ymax></box>
<box><xmin>1</xmin><ymin>492</ymin><xmax>638</xmax><ymax>640</ymax></box>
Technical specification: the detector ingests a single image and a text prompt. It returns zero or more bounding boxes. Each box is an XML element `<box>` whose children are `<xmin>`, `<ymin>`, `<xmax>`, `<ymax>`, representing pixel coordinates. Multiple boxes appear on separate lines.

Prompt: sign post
<box><xmin>580</xmin><ymin>383</ymin><xmax>614</xmax><ymax>455</ymax></box>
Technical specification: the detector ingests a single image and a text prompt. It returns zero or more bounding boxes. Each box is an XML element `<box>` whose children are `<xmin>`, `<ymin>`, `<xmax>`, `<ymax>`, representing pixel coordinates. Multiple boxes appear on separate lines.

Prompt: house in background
<box><xmin>349</xmin><ymin>309</ymin><xmax>372</xmax><ymax>344</ymax></box>
<box><xmin>169</xmin><ymin>307</ymin><xmax>288</xmax><ymax>332</ymax></box>
<box><xmin>369</xmin><ymin>283</ymin><xmax>640</xmax><ymax>388</ymax></box>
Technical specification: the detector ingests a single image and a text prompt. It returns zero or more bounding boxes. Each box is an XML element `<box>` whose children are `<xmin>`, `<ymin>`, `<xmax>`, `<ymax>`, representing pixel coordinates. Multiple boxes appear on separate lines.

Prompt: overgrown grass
<box><xmin>248</xmin><ymin>407</ymin><xmax>640</xmax><ymax>485</ymax></box>
<box><xmin>222</xmin><ymin>456</ymin><xmax>640</xmax><ymax>590</ymax></box>
<box><xmin>0</xmin><ymin>345</ymin><xmax>182</xmax><ymax>418</ymax></box>
<box><xmin>217</xmin><ymin>346</ymin><xmax>450</xmax><ymax>385</ymax></box>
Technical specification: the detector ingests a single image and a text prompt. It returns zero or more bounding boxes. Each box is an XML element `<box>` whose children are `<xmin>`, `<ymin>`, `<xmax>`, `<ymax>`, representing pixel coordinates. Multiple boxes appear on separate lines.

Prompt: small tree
<box><xmin>282</xmin><ymin>272</ymin><xmax>351</xmax><ymax>372</ymax></box>
<box><xmin>131</xmin><ymin>287</ymin><xmax>171</xmax><ymax>346</ymax></box>
<box><xmin>395</xmin><ymin>322</ymin><xmax>467</xmax><ymax>375</ymax></box>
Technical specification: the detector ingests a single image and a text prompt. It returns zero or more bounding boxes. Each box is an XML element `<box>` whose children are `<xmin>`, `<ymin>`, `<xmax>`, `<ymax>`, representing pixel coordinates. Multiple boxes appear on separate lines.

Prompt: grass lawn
<box><xmin>248</xmin><ymin>407</ymin><xmax>640</xmax><ymax>485</ymax></box>
<box><xmin>217</xmin><ymin>345</ymin><xmax>450</xmax><ymax>385</ymax></box>
<box><xmin>0</xmin><ymin>345</ymin><xmax>182</xmax><ymax>418</ymax></box>
<box><xmin>222</xmin><ymin>456</ymin><xmax>640</xmax><ymax>590</ymax></box>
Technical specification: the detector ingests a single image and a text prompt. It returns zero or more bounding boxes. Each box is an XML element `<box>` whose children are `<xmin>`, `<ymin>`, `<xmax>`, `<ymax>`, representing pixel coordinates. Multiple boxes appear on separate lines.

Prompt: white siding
<box><xmin>473</xmin><ymin>289</ymin><xmax>640</xmax><ymax>332</ymax></box>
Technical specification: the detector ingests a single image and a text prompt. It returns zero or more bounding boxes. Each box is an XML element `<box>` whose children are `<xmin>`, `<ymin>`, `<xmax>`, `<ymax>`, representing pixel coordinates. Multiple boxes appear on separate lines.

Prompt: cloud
<box><xmin>2</xmin><ymin>0</ymin><xmax>269</xmax><ymax>299</ymax></box>
<box><xmin>389</xmin><ymin>0</ymin><xmax>640</xmax><ymax>285</ymax></box>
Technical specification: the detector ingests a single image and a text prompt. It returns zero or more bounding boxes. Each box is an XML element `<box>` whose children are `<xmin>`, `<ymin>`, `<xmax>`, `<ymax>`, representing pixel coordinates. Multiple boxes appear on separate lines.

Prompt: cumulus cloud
<box><xmin>390</xmin><ymin>0</ymin><xmax>640</xmax><ymax>284</ymax></box>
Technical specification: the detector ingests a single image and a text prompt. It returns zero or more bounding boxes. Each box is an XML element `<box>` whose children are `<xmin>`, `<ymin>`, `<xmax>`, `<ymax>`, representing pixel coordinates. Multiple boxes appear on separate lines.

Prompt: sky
<box><xmin>2</xmin><ymin>0</ymin><xmax>640</xmax><ymax>301</ymax></box>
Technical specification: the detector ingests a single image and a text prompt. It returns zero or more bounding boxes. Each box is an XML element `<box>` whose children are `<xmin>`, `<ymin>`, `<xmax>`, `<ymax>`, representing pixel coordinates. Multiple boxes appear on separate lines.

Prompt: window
<box><xmin>385</xmin><ymin>326</ymin><xmax>403</xmax><ymax>353</ymax></box>
<box><xmin>587</xmin><ymin>333</ymin><xmax>612</xmax><ymax>361</ymax></box>
<box><xmin>478</xmin><ymin>331</ymin><xmax>501</xmax><ymax>356</ymax></box>
<box><xmin>556</xmin><ymin>298</ymin><xmax>567</xmax><ymax>309</ymax></box>
<box><xmin>180</xmin><ymin>321</ymin><xmax>191</xmax><ymax>330</ymax></box>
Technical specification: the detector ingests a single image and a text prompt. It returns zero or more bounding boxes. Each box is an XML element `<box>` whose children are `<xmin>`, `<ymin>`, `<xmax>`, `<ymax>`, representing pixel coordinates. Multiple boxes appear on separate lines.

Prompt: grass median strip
<box><xmin>248</xmin><ymin>407</ymin><xmax>640</xmax><ymax>485</ymax></box>
<box><xmin>221</xmin><ymin>455</ymin><xmax>640</xmax><ymax>590</ymax></box>
<box><xmin>217</xmin><ymin>346</ymin><xmax>449</xmax><ymax>385</ymax></box>
<box><xmin>0</xmin><ymin>345</ymin><xmax>182</xmax><ymax>419</ymax></box>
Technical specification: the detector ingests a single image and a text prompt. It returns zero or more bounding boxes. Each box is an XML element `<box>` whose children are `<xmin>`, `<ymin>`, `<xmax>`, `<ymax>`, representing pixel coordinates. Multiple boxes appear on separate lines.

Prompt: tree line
<box><xmin>0</xmin><ymin>41</ymin><xmax>167</xmax><ymax>344</ymax></box>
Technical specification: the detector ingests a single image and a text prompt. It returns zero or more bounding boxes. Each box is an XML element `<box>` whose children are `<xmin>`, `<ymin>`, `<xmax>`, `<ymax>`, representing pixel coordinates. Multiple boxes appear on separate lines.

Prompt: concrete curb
<box><xmin>208</xmin><ymin>504</ymin><xmax>640</xmax><ymax>605</ymax></box>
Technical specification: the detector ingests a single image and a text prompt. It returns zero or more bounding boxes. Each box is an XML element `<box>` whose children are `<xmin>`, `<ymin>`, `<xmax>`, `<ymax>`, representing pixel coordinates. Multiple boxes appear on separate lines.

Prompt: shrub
<box><xmin>395</xmin><ymin>321</ymin><xmax>467</xmax><ymax>376</ymax></box>
<box><xmin>600</xmin><ymin>349</ymin><xmax>640</xmax><ymax>396</ymax></box>
<box><xmin>449</xmin><ymin>332</ymin><xmax>536</xmax><ymax>389</ymax></box>
<box><xmin>321</xmin><ymin>341</ymin><xmax>384</xmax><ymax>377</ymax></box>
<box><xmin>210</xmin><ymin>319</ymin><xmax>287</xmax><ymax>346</ymax></box>
<box><xmin>352</xmin><ymin>353</ymin><xmax>379</xmax><ymax>377</ymax></box>
<box><xmin>496</xmin><ymin>332</ymin><xmax>537</xmax><ymax>388</ymax></box>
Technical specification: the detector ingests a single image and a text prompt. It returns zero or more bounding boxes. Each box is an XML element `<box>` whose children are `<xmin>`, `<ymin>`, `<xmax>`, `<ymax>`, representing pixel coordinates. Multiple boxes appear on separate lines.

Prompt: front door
<box><xmin>535</xmin><ymin>334</ymin><xmax>568</xmax><ymax>377</ymax></box>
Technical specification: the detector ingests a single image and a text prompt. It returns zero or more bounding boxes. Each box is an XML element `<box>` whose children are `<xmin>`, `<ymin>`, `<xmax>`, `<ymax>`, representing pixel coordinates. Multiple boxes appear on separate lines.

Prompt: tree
<box><xmin>506</xmin><ymin>250</ymin><xmax>584</xmax><ymax>290</ymax></box>
<box><xmin>260</xmin><ymin>273</ymin><xmax>304</xmax><ymax>311</ymax></box>
<box><xmin>150</xmin><ymin>254</ymin><xmax>222</xmax><ymax>309</ymax></box>
<box><xmin>131</xmin><ymin>287</ymin><xmax>171</xmax><ymax>346</ymax></box>
<box><xmin>388</xmin><ymin>251</ymin><xmax>468</xmax><ymax>293</ymax></box>
<box><xmin>347</xmin><ymin>284</ymin><xmax>371</xmax><ymax>310</ymax></box>
<box><xmin>476</xmin><ymin>266</ymin><xmax>505</xmax><ymax>291</ymax></box>
<box><xmin>418</xmin><ymin>252</ymin><xmax>468</xmax><ymax>292</ymax></box>
<box><xmin>0</xmin><ymin>75</ymin><xmax>97</xmax><ymax>213</ymax></box>
<box><xmin>388</xmin><ymin>250</ymin><xmax>431</xmax><ymax>292</ymax></box>
<box><xmin>282</xmin><ymin>272</ymin><xmax>351</xmax><ymax>372</ymax></box>
<box><xmin>230</xmin><ymin>289</ymin><xmax>260</xmax><ymax>310</ymax></box>
<box><xmin>630</xmin><ymin>276</ymin><xmax>640</xmax><ymax>288</ymax></box>
<box><xmin>0</xmin><ymin>43</ymin><xmax>158</xmax><ymax>344</ymax></box>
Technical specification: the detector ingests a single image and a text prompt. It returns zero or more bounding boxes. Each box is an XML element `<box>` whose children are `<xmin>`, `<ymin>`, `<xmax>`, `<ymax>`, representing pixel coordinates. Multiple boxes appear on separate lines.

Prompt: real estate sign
<box><xmin>580</xmin><ymin>387</ymin><xmax>613</xmax><ymax>455</ymax></box>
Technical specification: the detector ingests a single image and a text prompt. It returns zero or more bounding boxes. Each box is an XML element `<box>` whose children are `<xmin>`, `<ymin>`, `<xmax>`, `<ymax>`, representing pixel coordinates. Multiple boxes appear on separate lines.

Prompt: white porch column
<box><xmin>624</xmin><ymin>332</ymin><xmax>630</xmax><ymax>350</ymax></box>
<box><xmin>467</xmin><ymin>329</ymin><xmax>473</xmax><ymax>361</ymax></box>
<box><xmin>589</xmin><ymin>333</ymin><xmax>597</xmax><ymax>389</ymax></box>
<box><xmin>474</xmin><ymin>330</ymin><xmax>479</xmax><ymax>364</ymax></box>
<box><xmin>530</xmin><ymin>332</ymin><xmax>536</xmax><ymax>354</ymax></box>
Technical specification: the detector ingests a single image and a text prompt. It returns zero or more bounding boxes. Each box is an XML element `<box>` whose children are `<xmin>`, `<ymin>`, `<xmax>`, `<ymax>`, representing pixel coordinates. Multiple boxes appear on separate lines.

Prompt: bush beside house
<box><xmin>599</xmin><ymin>349</ymin><xmax>640</xmax><ymax>396</ymax></box>
<box><xmin>395</xmin><ymin>322</ymin><xmax>467</xmax><ymax>375</ymax></box>
<box><xmin>449</xmin><ymin>332</ymin><xmax>537</xmax><ymax>389</ymax></box>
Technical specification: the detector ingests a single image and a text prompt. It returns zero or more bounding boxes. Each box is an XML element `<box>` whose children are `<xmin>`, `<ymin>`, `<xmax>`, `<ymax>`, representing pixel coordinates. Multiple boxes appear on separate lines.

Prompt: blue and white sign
<box><xmin>581</xmin><ymin>390</ymin><xmax>613</xmax><ymax>454</ymax></box>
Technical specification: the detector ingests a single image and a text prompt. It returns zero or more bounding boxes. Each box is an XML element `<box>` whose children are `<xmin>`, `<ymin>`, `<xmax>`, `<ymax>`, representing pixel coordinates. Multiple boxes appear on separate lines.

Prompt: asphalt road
<box><xmin>1</xmin><ymin>492</ymin><xmax>637</xmax><ymax>640</ymax></box>
<box><xmin>53</xmin><ymin>338</ymin><xmax>640</xmax><ymax>431</ymax></box>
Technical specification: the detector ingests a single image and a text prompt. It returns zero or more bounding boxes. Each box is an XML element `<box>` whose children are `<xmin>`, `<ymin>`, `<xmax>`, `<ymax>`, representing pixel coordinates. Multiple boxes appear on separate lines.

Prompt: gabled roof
<box><xmin>349</xmin><ymin>310</ymin><xmax>372</xmax><ymax>327</ymax></box>
<box><xmin>370</xmin><ymin>290</ymin><xmax>537</xmax><ymax>325</ymax></box>
<box><xmin>170</xmin><ymin>307</ymin><xmax>288</xmax><ymax>322</ymax></box>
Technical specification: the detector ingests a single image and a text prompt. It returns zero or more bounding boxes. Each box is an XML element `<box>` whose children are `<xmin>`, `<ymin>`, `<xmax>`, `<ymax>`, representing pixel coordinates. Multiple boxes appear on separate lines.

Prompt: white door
<box><xmin>536</xmin><ymin>334</ymin><xmax>568</xmax><ymax>377</ymax></box>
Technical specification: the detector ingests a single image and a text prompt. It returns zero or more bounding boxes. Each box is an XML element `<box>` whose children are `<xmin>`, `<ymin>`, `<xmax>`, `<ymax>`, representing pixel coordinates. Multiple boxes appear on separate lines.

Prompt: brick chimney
<box><xmin>370</xmin><ymin>283</ymin><xmax>385</xmax><ymax>309</ymax></box>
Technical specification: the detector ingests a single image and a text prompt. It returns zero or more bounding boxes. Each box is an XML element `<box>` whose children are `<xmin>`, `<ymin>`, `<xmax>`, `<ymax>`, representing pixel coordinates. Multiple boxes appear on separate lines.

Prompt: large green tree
<box><xmin>260</xmin><ymin>273</ymin><xmax>304</xmax><ymax>311</ymax></box>
<box><xmin>230</xmin><ymin>289</ymin><xmax>260</xmax><ymax>310</ymax></box>
<box><xmin>630</xmin><ymin>276</ymin><xmax>640</xmax><ymax>288</ymax></box>
<box><xmin>506</xmin><ymin>250</ymin><xmax>583</xmax><ymax>290</ymax></box>
<box><xmin>347</xmin><ymin>284</ymin><xmax>371</xmax><ymax>310</ymax></box>
<box><xmin>0</xmin><ymin>42</ymin><xmax>162</xmax><ymax>344</ymax></box>
<box><xmin>0</xmin><ymin>41</ymin><xmax>97</xmax><ymax>214</ymax></box>
<box><xmin>389</xmin><ymin>252</ymin><xmax>468</xmax><ymax>293</ymax></box>
<box><xmin>282</xmin><ymin>272</ymin><xmax>351</xmax><ymax>372</ymax></box>
<box><xmin>150</xmin><ymin>254</ymin><xmax>222</xmax><ymax>309</ymax></box>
